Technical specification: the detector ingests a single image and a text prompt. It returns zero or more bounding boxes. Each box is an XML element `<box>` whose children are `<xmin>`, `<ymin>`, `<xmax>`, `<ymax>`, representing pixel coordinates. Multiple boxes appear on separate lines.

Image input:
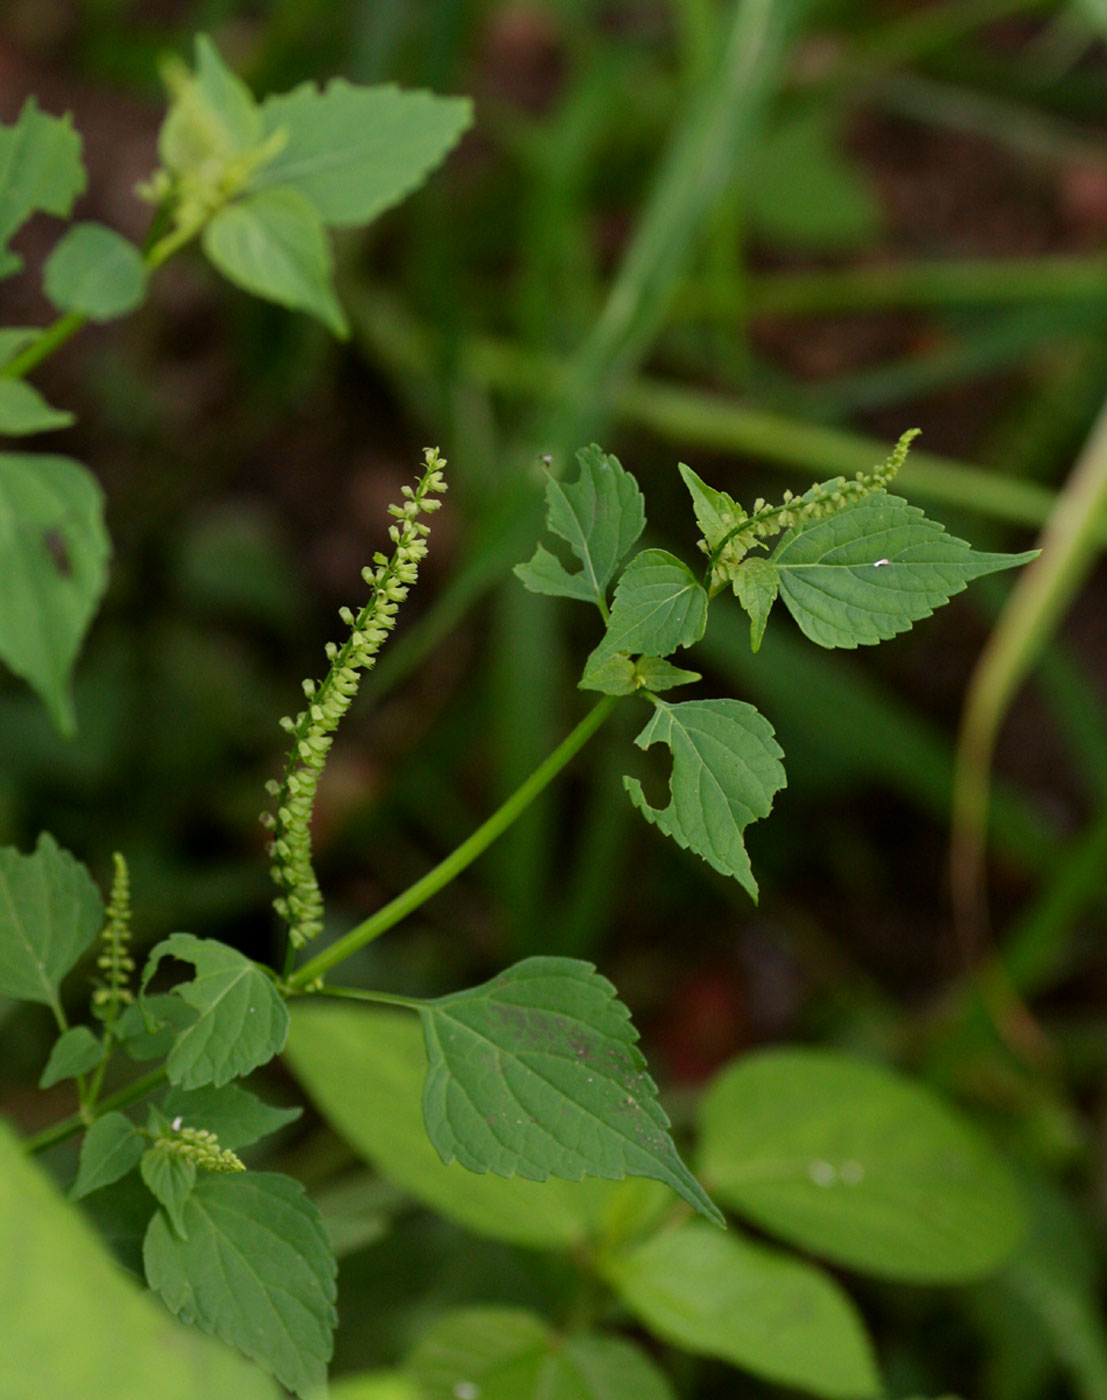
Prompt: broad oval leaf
<box><xmin>161</xmin><ymin>1082</ymin><xmax>301</xmax><ymax>1149</ymax></box>
<box><xmin>71</xmin><ymin>1112</ymin><xmax>145</xmax><ymax>1200</ymax></box>
<box><xmin>0</xmin><ymin>98</ymin><xmax>86</xmax><ymax>272</ymax></box>
<box><xmin>0</xmin><ymin>380</ymin><xmax>74</xmax><ymax>436</ymax></box>
<box><xmin>407</xmin><ymin>1305</ymin><xmax>676</xmax><ymax>1400</ymax></box>
<box><xmin>624</xmin><ymin>697</ymin><xmax>785</xmax><ymax>900</ymax></box>
<box><xmin>771</xmin><ymin>492</ymin><xmax>1038</xmax><ymax>649</ymax></box>
<box><xmin>0</xmin><ymin>453</ymin><xmax>111</xmax><ymax>733</ymax></box>
<box><xmin>285</xmin><ymin>1004</ymin><xmax>670</xmax><ymax>1251</ymax></box>
<box><xmin>603</xmin><ymin>1221</ymin><xmax>881</xmax><ymax>1399</ymax></box>
<box><xmin>515</xmin><ymin>445</ymin><xmax>645</xmax><ymax>610</ymax></box>
<box><xmin>140</xmin><ymin>933</ymin><xmax>289</xmax><ymax>1089</ymax></box>
<box><xmin>202</xmin><ymin>187</ymin><xmax>347</xmax><ymax>336</ymax></box>
<box><xmin>420</xmin><ymin>956</ymin><xmax>722</xmax><ymax>1226</ymax></box>
<box><xmin>44</xmin><ymin>222</ymin><xmax>146</xmax><ymax>321</ymax></box>
<box><xmin>252</xmin><ymin>79</ymin><xmax>472</xmax><ymax>227</ymax></box>
<box><xmin>143</xmin><ymin>1171</ymin><xmax>336</xmax><ymax>1398</ymax></box>
<box><xmin>698</xmin><ymin>1049</ymin><xmax>1025</xmax><ymax>1282</ymax></box>
<box><xmin>581</xmin><ymin>550</ymin><xmax>708</xmax><ymax>688</ymax></box>
<box><xmin>0</xmin><ymin>832</ymin><xmax>103</xmax><ymax>1010</ymax></box>
<box><xmin>0</xmin><ymin>1119</ymin><xmax>279</xmax><ymax>1400</ymax></box>
<box><xmin>39</xmin><ymin>1024</ymin><xmax>102</xmax><ymax>1087</ymax></box>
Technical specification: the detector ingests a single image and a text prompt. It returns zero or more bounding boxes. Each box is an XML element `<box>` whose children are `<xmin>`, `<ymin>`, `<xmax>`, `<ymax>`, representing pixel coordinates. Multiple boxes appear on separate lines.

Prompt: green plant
<box><xmin>0</xmin><ymin>31</ymin><xmax>1043</xmax><ymax>1400</ymax></box>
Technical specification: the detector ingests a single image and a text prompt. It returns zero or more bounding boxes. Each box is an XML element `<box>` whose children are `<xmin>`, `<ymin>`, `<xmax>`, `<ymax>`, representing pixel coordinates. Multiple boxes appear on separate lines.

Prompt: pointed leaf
<box><xmin>203</xmin><ymin>187</ymin><xmax>347</xmax><ymax>336</ymax></box>
<box><xmin>161</xmin><ymin>1083</ymin><xmax>301</xmax><ymax>1149</ymax></box>
<box><xmin>140</xmin><ymin>933</ymin><xmax>289</xmax><ymax>1089</ymax></box>
<box><xmin>514</xmin><ymin>541</ymin><xmax>597</xmax><ymax>605</ymax></box>
<box><xmin>143</xmin><ymin>1172</ymin><xmax>336</xmax><ymax>1397</ymax></box>
<box><xmin>698</xmin><ymin>1049</ymin><xmax>1025</xmax><ymax>1282</ymax></box>
<box><xmin>677</xmin><ymin>462</ymin><xmax>744</xmax><ymax>551</ymax></box>
<box><xmin>0</xmin><ymin>832</ymin><xmax>103</xmax><ymax>1009</ymax></box>
<box><xmin>252</xmin><ymin>79</ymin><xmax>472</xmax><ymax>227</ymax></box>
<box><xmin>604</xmin><ymin>1222</ymin><xmax>881</xmax><ymax>1399</ymax></box>
<box><xmin>407</xmin><ymin>1306</ymin><xmax>677</xmax><ymax>1400</ymax></box>
<box><xmin>286</xmin><ymin>1004</ymin><xmax>670</xmax><ymax>1250</ymax></box>
<box><xmin>419</xmin><ymin>956</ymin><xmax>723</xmax><ymax>1226</ymax></box>
<box><xmin>39</xmin><ymin>1024</ymin><xmax>103</xmax><ymax>1087</ymax></box>
<box><xmin>582</xmin><ymin>550</ymin><xmax>708</xmax><ymax>686</ymax></box>
<box><xmin>771</xmin><ymin>492</ymin><xmax>1039</xmax><ymax>649</ymax></box>
<box><xmin>0</xmin><ymin>380</ymin><xmax>74</xmax><ymax>436</ymax></box>
<box><xmin>0</xmin><ymin>98</ymin><xmax>86</xmax><ymax>272</ymax></box>
<box><xmin>0</xmin><ymin>453</ymin><xmax>111</xmax><ymax>733</ymax></box>
<box><xmin>624</xmin><ymin>698</ymin><xmax>785</xmax><ymax>899</ymax></box>
<box><xmin>140</xmin><ymin>1144</ymin><xmax>196</xmax><ymax>1239</ymax></box>
<box><xmin>732</xmin><ymin>557</ymin><xmax>778</xmax><ymax>651</ymax></box>
<box><xmin>44</xmin><ymin>222</ymin><xmax>146</xmax><ymax>321</ymax></box>
<box><xmin>634</xmin><ymin>656</ymin><xmax>701</xmax><ymax>692</ymax></box>
<box><xmin>71</xmin><ymin>1112</ymin><xmax>145</xmax><ymax>1200</ymax></box>
<box><xmin>159</xmin><ymin>35</ymin><xmax>262</xmax><ymax>174</ymax></box>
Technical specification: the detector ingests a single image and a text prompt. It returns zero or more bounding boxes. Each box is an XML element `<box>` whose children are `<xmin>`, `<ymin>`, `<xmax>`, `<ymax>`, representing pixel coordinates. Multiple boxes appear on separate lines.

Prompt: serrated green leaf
<box><xmin>407</xmin><ymin>1306</ymin><xmax>677</xmax><ymax>1400</ymax></box>
<box><xmin>161</xmin><ymin>1083</ymin><xmax>301</xmax><ymax>1149</ymax></box>
<box><xmin>624</xmin><ymin>698</ymin><xmax>785</xmax><ymax>899</ymax></box>
<box><xmin>771</xmin><ymin>493</ymin><xmax>1039</xmax><ymax>649</ymax></box>
<box><xmin>0</xmin><ymin>1119</ymin><xmax>280</xmax><ymax>1400</ymax></box>
<box><xmin>139</xmin><ymin>933</ymin><xmax>289</xmax><ymax>1089</ymax></box>
<box><xmin>159</xmin><ymin>35</ymin><xmax>262</xmax><ymax>174</ymax></box>
<box><xmin>251</xmin><ymin>80</ymin><xmax>472</xmax><ymax>227</ymax></box>
<box><xmin>286</xmin><ymin>1004</ymin><xmax>670</xmax><ymax>1250</ymax></box>
<box><xmin>43</xmin><ymin>223</ymin><xmax>146</xmax><ymax>321</ymax></box>
<box><xmin>677</xmin><ymin>462</ymin><xmax>744</xmax><ymax>551</ymax></box>
<box><xmin>604</xmin><ymin>1222</ymin><xmax>881</xmax><ymax>1399</ymax></box>
<box><xmin>141</xmin><ymin>1143</ymin><xmax>196</xmax><ymax>1239</ymax></box>
<box><xmin>39</xmin><ymin>1024</ymin><xmax>102</xmax><ymax>1087</ymax></box>
<box><xmin>582</xmin><ymin>550</ymin><xmax>708</xmax><ymax>687</ymax></box>
<box><xmin>117</xmin><ymin>994</ymin><xmax>198</xmax><ymax>1061</ymax></box>
<box><xmin>733</xmin><ymin>557</ymin><xmax>778</xmax><ymax>652</ymax></box>
<box><xmin>0</xmin><ymin>379</ymin><xmax>74</xmax><ymax>437</ymax></box>
<box><xmin>419</xmin><ymin>956</ymin><xmax>723</xmax><ymax>1226</ymax></box>
<box><xmin>517</xmin><ymin>445</ymin><xmax>645</xmax><ymax>610</ymax></box>
<box><xmin>143</xmin><ymin>1172</ymin><xmax>336</xmax><ymax>1397</ymax></box>
<box><xmin>0</xmin><ymin>832</ymin><xmax>103</xmax><ymax>1010</ymax></box>
<box><xmin>0</xmin><ymin>328</ymin><xmax>39</xmax><ymax>366</ymax></box>
<box><xmin>202</xmin><ymin>187</ymin><xmax>347</xmax><ymax>336</ymax></box>
<box><xmin>0</xmin><ymin>453</ymin><xmax>111</xmax><ymax>733</ymax></box>
<box><xmin>633</xmin><ymin>656</ymin><xmax>702</xmax><ymax>692</ymax></box>
<box><xmin>71</xmin><ymin>1112</ymin><xmax>145</xmax><ymax>1200</ymax></box>
<box><xmin>0</xmin><ymin>98</ymin><xmax>86</xmax><ymax>274</ymax></box>
<box><xmin>698</xmin><ymin>1049</ymin><xmax>1025</xmax><ymax>1282</ymax></box>
<box><xmin>576</xmin><ymin>645</ymin><xmax>702</xmax><ymax>699</ymax></box>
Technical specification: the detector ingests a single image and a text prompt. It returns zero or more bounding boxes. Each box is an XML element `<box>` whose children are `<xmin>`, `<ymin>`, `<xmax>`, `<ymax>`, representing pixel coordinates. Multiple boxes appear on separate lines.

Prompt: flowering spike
<box><xmin>157</xmin><ymin>1124</ymin><xmax>245</xmax><ymax>1173</ymax></box>
<box><xmin>91</xmin><ymin>853</ymin><xmax>135</xmax><ymax>1024</ymax></box>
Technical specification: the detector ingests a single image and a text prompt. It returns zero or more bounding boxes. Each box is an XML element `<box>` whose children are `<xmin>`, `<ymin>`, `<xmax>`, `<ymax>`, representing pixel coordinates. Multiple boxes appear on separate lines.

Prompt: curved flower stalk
<box><xmin>263</xmin><ymin>449</ymin><xmax>447</xmax><ymax>954</ymax></box>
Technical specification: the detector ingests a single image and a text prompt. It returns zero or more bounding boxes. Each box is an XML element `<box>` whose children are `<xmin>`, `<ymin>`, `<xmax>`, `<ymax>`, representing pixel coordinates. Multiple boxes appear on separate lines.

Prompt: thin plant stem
<box><xmin>25</xmin><ymin>1066</ymin><xmax>168</xmax><ymax>1156</ymax></box>
<box><xmin>286</xmin><ymin>694</ymin><xmax>620</xmax><ymax>989</ymax></box>
<box><xmin>302</xmin><ymin>985</ymin><xmax>425</xmax><ymax>1010</ymax></box>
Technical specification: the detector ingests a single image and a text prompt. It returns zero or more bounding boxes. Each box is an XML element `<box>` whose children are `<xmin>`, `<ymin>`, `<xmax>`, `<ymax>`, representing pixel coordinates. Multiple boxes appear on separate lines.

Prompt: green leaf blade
<box><xmin>581</xmin><ymin>550</ymin><xmax>707</xmax><ymax>686</ymax></box>
<box><xmin>420</xmin><ymin>956</ymin><xmax>723</xmax><ymax>1227</ymax></box>
<box><xmin>0</xmin><ymin>380</ymin><xmax>75</xmax><ymax>436</ymax></box>
<box><xmin>39</xmin><ymin>1024</ymin><xmax>103</xmax><ymax>1087</ymax></box>
<box><xmin>252</xmin><ymin>80</ymin><xmax>472</xmax><ymax>227</ymax></box>
<box><xmin>0</xmin><ymin>98</ymin><xmax>86</xmax><ymax>271</ymax></box>
<box><xmin>605</xmin><ymin>1222</ymin><xmax>881</xmax><ymax>1399</ymax></box>
<box><xmin>698</xmin><ymin>1049</ymin><xmax>1026</xmax><ymax>1283</ymax></box>
<box><xmin>140</xmin><ymin>933</ymin><xmax>289</xmax><ymax>1089</ymax></box>
<box><xmin>159</xmin><ymin>34</ymin><xmax>262</xmax><ymax>174</ymax></box>
<box><xmin>624</xmin><ymin>698</ymin><xmax>785</xmax><ymax>899</ymax></box>
<box><xmin>140</xmin><ymin>1144</ymin><xmax>196</xmax><ymax>1239</ymax></box>
<box><xmin>202</xmin><ymin>187</ymin><xmax>347</xmax><ymax>336</ymax></box>
<box><xmin>44</xmin><ymin>222</ymin><xmax>146</xmax><ymax>321</ymax></box>
<box><xmin>71</xmin><ymin>1112</ymin><xmax>145</xmax><ymax>1200</ymax></box>
<box><xmin>772</xmin><ymin>493</ymin><xmax>1039</xmax><ymax>649</ymax></box>
<box><xmin>0</xmin><ymin>453</ymin><xmax>111</xmax><ymax>733</ymax></box>
<box><xmin>513</xmin><ymin>542</ymin><xmax>597</xmax><ymax>605</ymax></box>
<box><xmin>732</xmin><ymin>557</ymin><xmax>778</xmax><ymax>652</ymax></box>
<box><xmin>0</xmin><ymin>832</ymin><xmax>103</xmax><ymax>1008</ymax></box>
<box><xmin>161</xmin><ymin>1083</ymin><xmax>301</xmax><ymax>1149</ymax></box>
<box><xmin>143</xmin><ymin>1172</ymin><xmax>336</xmax><ymax>1398</ymax></box>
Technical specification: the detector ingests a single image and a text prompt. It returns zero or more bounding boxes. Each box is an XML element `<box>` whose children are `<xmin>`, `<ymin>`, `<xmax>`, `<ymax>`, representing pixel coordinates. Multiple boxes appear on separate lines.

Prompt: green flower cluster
<box><xmin>161</xmin><ymin>1125</ymin><xmax>245</xmax><ymax>1173</ymax></box>
<box><xmin>263</xmin><ymin>449</ymin><xmax>447</xmax><ymax>949</ymax></box>
<box><xmin>91</xmin><ymin>853</ymin><xmax>134</xmax><ymax>1022</ymax></box>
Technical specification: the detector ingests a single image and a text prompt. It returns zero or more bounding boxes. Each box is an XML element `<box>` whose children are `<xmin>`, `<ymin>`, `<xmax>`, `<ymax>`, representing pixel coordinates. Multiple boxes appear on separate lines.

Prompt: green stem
<box><xmin>25</xmin><ymin>1066</ymin><xmax>167</xmax><ymax>1156</ymax></box>
<box><xmin>287</xmin><ymin>694</ymin><xmax>620</xmax><ymax>989</ymax></box>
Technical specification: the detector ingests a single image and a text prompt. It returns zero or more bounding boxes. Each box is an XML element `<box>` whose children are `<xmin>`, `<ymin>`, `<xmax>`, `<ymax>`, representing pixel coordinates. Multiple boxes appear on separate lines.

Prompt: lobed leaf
<box><xmin>0</xmin><ymin>453</ymin><xmax>111</xmax><ymax>733</ymax></box>
<box><xmin>285</xmin><ymin>1004</ymin><xmax>670</xmax><ymax>1251</ymax></box>
<box><xmin>202</xmin><ymin>187</ymin><xmax>347</xmax><ymax>336</ymax></box>
<box><xmin>604</xmin><ymin>1222</ymin><xmax>881</xmax><ymax>1399</ymax></box>
<box><xmin>624</xmin><ymin>698</ymin><xmax>785</xmax><ymax>900</ymax></box>
<box><xmin>161</xmin><ymin>1082</ymin><xmax>301</xmax><ymax>1149</ymax></box>
<box><xmin>252</xmin><ymin>80</ymin><xmax>473</xmax><ymax>227</ymax></box>
<box><xmin>71</xmin><ymin>1112</ymin><xmax>145</xmax><ymax>1200</ymax></box>
<box><xmin>515</xmin><ymin>445</ymin><xmax>645</xmax><ymax>610</ymax></box>
<box><xmin>419</xmin><ymin>956</ymin><xmax>723</xmax><ymax>1226</ymax></box>
<box><xmin>140</xmin><ymin>933</ymin><xmax>289</xmax><ymax>1089</ymax></box>
<box><xmin>0</xmin><ymin>380</ymin><xmax>74</xmax><ymax>436</ymax></box>
<box><xmin>406</xmin><ymin>1305</ymin><xmax>676</xmax><ymax>1400</ymax></box>
<box><xmin>39</xmin><ymin>1024</ymin><xmax>102</xmax><ymax>1087</ymax></box>
<box><xmin>44</xmin><ymin>222</ymin><xmax>146</xmax><ymax>321</ymax></box>
<box><xmin>581</xmin><ymin>550</ymin><xmax>708</xmax><ymax>689</ymax></box>
<box><xmin>0</xmin><ymin>832</ymin><xmax>103</xmax><ymax>1009</ymax></box>
<box><xmin>0</xmin><ymin>98</ymin><xmax>86</xmax><ymax>275</ymax></box>
<box><xmin>698</xmin><ymin>1049</ymin><xmax>1025</xmax><ymax>1282</ymax></box>
<box><xmin>143</xmin><ymin>1172</ymin><xmax>336</xmax><ymax>1398</ymax></box>
<box><xmin>771</xmin><ymin>492</ymin><xmax>1039</xmax><ymax>649</ymax></box>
